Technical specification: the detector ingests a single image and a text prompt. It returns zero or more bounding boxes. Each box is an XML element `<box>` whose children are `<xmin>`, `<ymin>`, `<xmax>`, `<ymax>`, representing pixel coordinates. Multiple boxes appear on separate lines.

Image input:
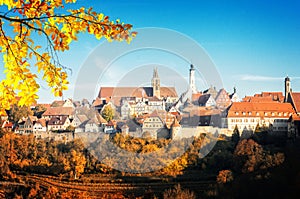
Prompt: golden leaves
<box><xmin>0</xmin><ymin>0</ymin><xmax>136</xmax><ymax>112</ymax></box>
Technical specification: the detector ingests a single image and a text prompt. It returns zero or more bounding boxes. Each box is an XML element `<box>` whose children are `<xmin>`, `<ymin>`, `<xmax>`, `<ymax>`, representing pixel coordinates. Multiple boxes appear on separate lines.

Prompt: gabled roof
<box><xmin>290</xmin><ymin>92</ymin><xmax>300</xmax><ymax>113</ymax></box>
<box><xmin>43</xmin><ymin>107</ymin><xmax>74</xmax><ymax>116</ymax></box>
<box><xmin>198</xmin><ymin>94</ymin><xmax>215</xmax><ymax>105</ymax></box>
<box><xmin>34</xmin><ymin>119</ymin><xmax>47</xmax><ymax>127</ymax></box>
<box><xmin>51</xmin><ymin>100</ymin><xmax>65</xmax><ymax>107</ymax></box>
<box><xmin>98</xmin><ymin>87</ymin><xmax>177</xmax><ymax>106</ymax></box>
<box><xmin>243</xmin><ymin>92</ymin><xmax>284</xmax><ymax>103</ymax></box>
<box><xmin>48</xmin><ymin>116</ymin><xmax>69</xmax><ymax>125</ymax></box>
<box><xmin>227</xmin><ymin>102</ymin><xmax>295</xmax><ymax>118</ymax></box>
<box><xmin>2</xmin><ymin>120</ymin><xmax>13</xmax><ymax>128</ymax></box>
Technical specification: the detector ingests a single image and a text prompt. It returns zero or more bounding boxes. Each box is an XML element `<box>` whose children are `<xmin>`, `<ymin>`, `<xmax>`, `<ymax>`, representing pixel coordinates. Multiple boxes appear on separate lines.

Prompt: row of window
<box><xmin>144</xmin><ymin>124</ymin><xmax>163</xmax><ymax>128</ymax></box>
<box><xmin>235</xmin><ymin>112</ymin><xmax>289</xmax><ymax>116</ymax></box>
<box><xmin>230</xmin><ymin>118</ymin><xmax>288</xmax><ymax>123</ymax></box>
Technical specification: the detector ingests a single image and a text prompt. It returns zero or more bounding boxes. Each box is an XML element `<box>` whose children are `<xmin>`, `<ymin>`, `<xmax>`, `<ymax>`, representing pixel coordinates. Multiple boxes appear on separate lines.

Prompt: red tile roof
<box><xmin>291</xmin><ymin>113</ymin><xmax>300</xmax><ymax>121</ymax></box>
<box><xmin>243</xmin><ymin>92</ymin><xmax>284</xmax><ymax>103</ymax></box>
<box><xmin>228</xmin><ymin>102</ymin><xmax>295</xmax><ymax>118</ymax></box>
<box><xmin>35</xmin><ymin>118</ymin><xmax>47</xmax><ymax>127</ymax></box>
<box><xmin>290</xmin><ymin>92</ymin><xmax>300</xmax><ymax>113</ymax></box>
<box><xmin>98</xmin><ymin>87</ymin><xmax>177</xmax><ymax>105</ymax></box>
<box><xmin>43</xmin><ymin>107</ymin><xmax>74</xmax><ymax>116</ymax></box>
<box><xmin>48</xmin><ymin>116</ymin><xmax>68</xmax><ymax>126</ymax></box>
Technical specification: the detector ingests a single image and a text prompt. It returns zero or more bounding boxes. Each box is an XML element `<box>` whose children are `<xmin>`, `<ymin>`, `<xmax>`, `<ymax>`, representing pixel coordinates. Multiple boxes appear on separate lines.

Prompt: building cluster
<box><xmin>1</xmin><ymin>65</ymin><xmax>300</xmax><ymax>140</ymax></box>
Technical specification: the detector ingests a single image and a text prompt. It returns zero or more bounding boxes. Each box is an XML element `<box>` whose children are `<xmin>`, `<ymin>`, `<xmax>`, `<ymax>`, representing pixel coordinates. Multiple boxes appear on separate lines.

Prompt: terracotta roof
<box><xmin>243</xmin><ymin>92</ymin><xmax>284</xmax><ymax>103</ymax></box>
<box><xmin>48</xmin><ymin>116</ymin><xmax>68</xmax><ymax>125</ymax></box>
<box><xmin>160</xmin><ymin>87</ymin><xmax>178</xmax><ymax>98</ymax></box>
<box><xmin>192</xmin><ymin>93</ymin><xmax>202</xmax><ymax>102</ymax></box>
<box><xmin>291</xmin><ymin>113</ymin><xmax>300</xmax><ymax>121</ymax></box>
<box><xmin>43</xmin><ymin>107</ymin><xmax>74</xmax><ymax>116</ymax></box>
<box><xmin>35</xmin><ymin>118</ymin><xmax>47</xmax><ymax>127</ymax></box>
<box><xmin>98</xmin><ymin>87</ymin><xmax>177</xmax><ymax>105</ymax></box>
<box><xmin>183</xmin><ymin>106</ymin><xmax>221</xmax><ymax>117</ymax></box>
<box><xmin>51</xmin><ymin>100</ymin><xmax>65</xmax><ymax>107</ymax></box>
<box><xmin>290</xmin><ymin>92</ymin><xmax>300</xmax><ymax>113</ymax></box>
<box><xmin>2</xmin><ymin>121</ymin><xmax>13</xmax><ymax>128</ymax></box>
<box><xmin>228</xmin><ymin>102</ymin><xmax>295</xmax><ymax>118</ymax></box>
<box><xmin>92</xmin><ymin>97</ymin><xmax>105</xmax><ymax>107</ymax></box>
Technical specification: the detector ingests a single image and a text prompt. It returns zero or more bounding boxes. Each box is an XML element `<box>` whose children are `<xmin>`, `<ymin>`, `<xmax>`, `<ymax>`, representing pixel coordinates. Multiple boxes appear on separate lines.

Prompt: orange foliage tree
<box><xmin>0</xmin><ymin>0</ymin><xmax>136</xmax><ymax>113</ymax></box>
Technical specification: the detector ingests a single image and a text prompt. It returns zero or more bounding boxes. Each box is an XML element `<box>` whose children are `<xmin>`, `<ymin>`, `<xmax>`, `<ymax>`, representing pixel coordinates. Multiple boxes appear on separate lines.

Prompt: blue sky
<box><xmin>1</xmin><ymin>0</ymin><xmax>300</xmax><ymax>102</ymax></box>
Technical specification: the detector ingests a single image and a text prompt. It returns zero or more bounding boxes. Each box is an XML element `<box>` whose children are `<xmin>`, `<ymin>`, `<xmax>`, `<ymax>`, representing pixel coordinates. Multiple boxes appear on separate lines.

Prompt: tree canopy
<box><xmin>0</xmin><ymin>0</ymin><xmax>136</xmax><ymax>114</ymax></box>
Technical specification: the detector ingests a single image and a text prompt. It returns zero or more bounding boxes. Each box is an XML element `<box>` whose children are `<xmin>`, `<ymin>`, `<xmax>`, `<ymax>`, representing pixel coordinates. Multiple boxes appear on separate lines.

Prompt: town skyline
<box><xmin>1</xmin><ymin>0</ymin><xmax>299</xmax><ymax>103</ymax></box>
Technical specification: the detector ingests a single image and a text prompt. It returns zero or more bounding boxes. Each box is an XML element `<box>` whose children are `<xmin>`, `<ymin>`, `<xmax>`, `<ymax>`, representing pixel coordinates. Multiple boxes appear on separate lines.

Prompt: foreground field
<box><xmin>0</xmin><ymin>172</ymin><xmax>216</xmax><ymax>198</ymax></box>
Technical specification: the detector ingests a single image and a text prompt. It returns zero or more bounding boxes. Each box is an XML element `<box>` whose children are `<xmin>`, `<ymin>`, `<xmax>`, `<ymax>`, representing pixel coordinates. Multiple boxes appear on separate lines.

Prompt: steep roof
<box><xmin>35</xmin><ymin>118</ymin><xmax>47</xmax><ymax>127</ymax></box>
<box><xmin>98</xmin><ymin>87</ymin><xmax>177</xmax><ymax>106</ymax></box>
<box><xmin>290</xmin><ymin>92</ymin><xmax>300</xmax><ymax>113</ymax></box>
<box><xmin>43</xmin><ymin>107</ymin><xmax>74</xmax><ymax>116</ymax></box>
<box><xmin>51</xmin><ymin>100</ymin><xmax>65</xmax><ymax>107</ymax></box>
<box><xmin>243</xmin><ymin>92</ymin><xmax>284</xmax><ymax>103</ymax></box>
<box><xmin>48</xmin><ymin>116</ymin><xmax>69</xmax><ymax>125</ymax></box>
<box><xmin>227</xmin><ymin>102</ymin><xmax>295</xmax><ymax>118</ymax></box>
<box><xmin>198</xmin><ymin>94</ymin><xmax>213</xmax><ymax>105</ymax></box>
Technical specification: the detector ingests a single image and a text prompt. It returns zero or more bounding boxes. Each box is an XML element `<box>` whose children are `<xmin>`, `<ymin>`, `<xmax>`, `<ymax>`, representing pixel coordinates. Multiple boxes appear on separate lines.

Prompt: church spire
<box><xmin>152</xmin><ymin>67</ymin><xmax>160</xmax><ymax>98</ymax></box>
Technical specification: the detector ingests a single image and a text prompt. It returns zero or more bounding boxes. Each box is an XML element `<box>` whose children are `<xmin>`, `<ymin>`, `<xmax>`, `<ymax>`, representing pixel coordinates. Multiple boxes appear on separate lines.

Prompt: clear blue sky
<box><xmin>1</xmin><ymin>0</ymin><xmax>300</xmax><ymax>102</ymax></box>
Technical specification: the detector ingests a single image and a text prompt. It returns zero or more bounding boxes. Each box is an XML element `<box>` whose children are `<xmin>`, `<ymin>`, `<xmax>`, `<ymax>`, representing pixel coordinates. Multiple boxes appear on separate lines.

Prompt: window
<box><xmin>242</xmin><ymin>112</ymin><xmax>246</xmax><ymax>115</ymax></box>
<box><xmin>235</xmin><ymin>112</ymin><xmax>239</xmax><ymax>115</ymax></box>
<box><xmin>249</xmin><ymin>112</ymin><xmax>252</xmax><ymax>115</ymax></box>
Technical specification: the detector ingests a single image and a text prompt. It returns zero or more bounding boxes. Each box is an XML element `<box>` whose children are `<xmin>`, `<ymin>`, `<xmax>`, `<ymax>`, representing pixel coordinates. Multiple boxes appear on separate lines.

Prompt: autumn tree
<box><xmin>101</xmin><ymin>104</ymin><xmax>114</xmax><ymax>122</ymax></box>
<box><xmin>7</xmin><ymin>103</ymin><xmax>33</xmax><ymax>124</ymax></box>
<box><xmin>69</xmin><ymin>149</ymin><xmax>86</xmax><ymax>179</ymax></box>
<box><xmin>0</xmin><ymin>0</ymin><xmax>136</xmax><ymax>114</ymax></box>
<box><xmin>33</xmin><ymin>104</ymin><xmax>47</xmax><ymax>118</ymax></box>
<box><xmin>216</xmin><ymin>170</ymin><xmax>233</xmax><ymax>184</ymax></box>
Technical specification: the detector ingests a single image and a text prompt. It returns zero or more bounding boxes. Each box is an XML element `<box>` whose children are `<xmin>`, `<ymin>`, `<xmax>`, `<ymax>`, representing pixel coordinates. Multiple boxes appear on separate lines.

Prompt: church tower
<box><xmin>152</xmin><ymin>67</ymin><xmax>160</xmax><ymax>98</ymax></box>
<box><xmin>284</xmin><ymin>76</ymin><xmax>291</xmax><ymax>102</ymax></box>
<box><xmin>189</xmin><ymin>64</ymin><xmax>197</xmax><ymax>94</ymax></box>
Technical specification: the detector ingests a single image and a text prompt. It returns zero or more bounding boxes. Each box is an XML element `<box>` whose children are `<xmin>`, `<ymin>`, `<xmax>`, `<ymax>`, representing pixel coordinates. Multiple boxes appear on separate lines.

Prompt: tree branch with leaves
<box><xmin>0</xmin><ymin>0</ymin><xmax>136</xmax><ymax>114</ymax></box>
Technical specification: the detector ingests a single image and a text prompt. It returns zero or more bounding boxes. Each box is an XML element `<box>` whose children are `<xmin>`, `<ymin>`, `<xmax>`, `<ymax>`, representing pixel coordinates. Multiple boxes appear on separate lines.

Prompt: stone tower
<box><xmin>189</xmin><ymin>64</ymin><xmax>197</xmax><ymax>94</ymax></box>
<box><xmin>152</xmin><ymin>67</ymin><xmax>160</xmax><ymax>98</ymax></box>
<box><xmin>284</xmin><ymin>76</ymin><xmax>291</xmax><ymax>102</ymax></box>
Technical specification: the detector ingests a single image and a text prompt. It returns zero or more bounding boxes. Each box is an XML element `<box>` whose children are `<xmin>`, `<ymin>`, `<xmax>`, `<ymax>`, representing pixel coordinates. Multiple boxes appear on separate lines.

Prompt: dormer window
<box><xmin>235</xmin><ymin>112</ymin><xmax>239</xmax><ymax>115</ymax></box>
<box><xmin>248</xmin><ymin>112</ymin><xmax>252</xmax><ymax>115</ymax></box>
<box><xmin>242</xmin><ymin>112</ymin><xmax>246</xmax><ymax>115</ymax></box>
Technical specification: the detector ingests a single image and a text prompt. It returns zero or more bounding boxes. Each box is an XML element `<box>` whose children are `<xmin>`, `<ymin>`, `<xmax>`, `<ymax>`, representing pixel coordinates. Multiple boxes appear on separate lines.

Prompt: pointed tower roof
<box><xmin>153</xmin><ymin>67</ymin><xmax>159</xmax><ymax>78</ymax></box>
